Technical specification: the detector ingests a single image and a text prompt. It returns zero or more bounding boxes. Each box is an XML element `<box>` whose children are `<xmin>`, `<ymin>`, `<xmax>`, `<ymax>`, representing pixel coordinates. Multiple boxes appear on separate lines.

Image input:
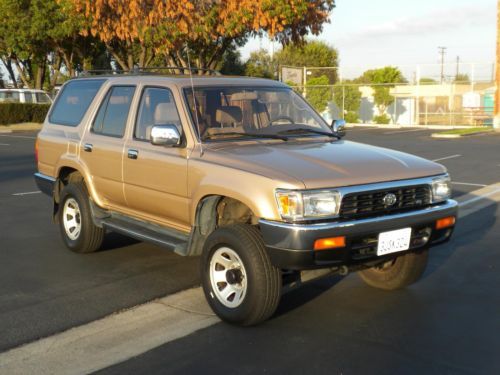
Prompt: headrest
<box><xmin>230</xmin><ymin>92</ymin><xmax>258</xmax><ymax>101</ymax></box>
<box><xmin>216</xmin><ymin>106</ymin><xmax>242</xmax><ymax>124</ymax></box>
<box><xmin>259</xmin><ymin>92</ymin><xmax>281</xmax><ymax>103</ymax></box>
<box><xmin>154</xmin><ymin>103</ymin><xmax>178</xmax><ymax>124</ymax></box>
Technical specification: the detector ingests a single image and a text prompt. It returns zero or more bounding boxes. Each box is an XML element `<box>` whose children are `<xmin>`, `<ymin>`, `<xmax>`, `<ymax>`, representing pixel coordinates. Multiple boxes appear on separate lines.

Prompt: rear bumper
<box><xmin>259</xmin><ymin>200</ymin><xmax>458</xmax><ymax>270</ymax></box>
<box><xmin>34</xmin><ymin>172</ymin><xmax>56</xmax><ymax>197</ymax></box>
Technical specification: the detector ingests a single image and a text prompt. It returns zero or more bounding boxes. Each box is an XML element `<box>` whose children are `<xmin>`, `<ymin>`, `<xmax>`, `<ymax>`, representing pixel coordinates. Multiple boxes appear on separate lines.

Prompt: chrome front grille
<box><xmin>339</xmin><ymin>184</ymin><xmax>432</xmax><ymax>220</ymax></box>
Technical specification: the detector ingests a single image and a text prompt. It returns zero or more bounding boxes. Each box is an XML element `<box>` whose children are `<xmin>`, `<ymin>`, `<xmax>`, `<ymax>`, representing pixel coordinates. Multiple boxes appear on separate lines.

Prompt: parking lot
<box><xmin>1</xmin><ymin>127</ymin><xmax>500</xmax><ymax>374</ymax></box>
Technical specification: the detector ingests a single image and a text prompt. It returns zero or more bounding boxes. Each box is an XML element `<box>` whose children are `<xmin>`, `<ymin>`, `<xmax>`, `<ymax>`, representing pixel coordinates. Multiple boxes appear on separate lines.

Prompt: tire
<box><xmin>358</xmin><ymin>249</ymin><xmax>429</xmax><ymax>290</ymax></box>
<box><xmin>201</xmin><ymin>224</ymin><xmax>281</xmax><ymax>326</ymax></box>
<box><xmin>58</xmin><ymin>182</ymin><xmax>105</xmax><ymax>253</ymax></box>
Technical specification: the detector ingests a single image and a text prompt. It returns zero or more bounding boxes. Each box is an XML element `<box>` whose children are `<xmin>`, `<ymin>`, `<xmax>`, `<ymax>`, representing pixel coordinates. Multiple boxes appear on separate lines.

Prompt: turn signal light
<box><xmin>436</xmin><ymin>216</ymin><xmax>456</xmax><ymax>230</ymax></box>
<box><xmin>314</xmin><ymin>236</ymin><xmax>346</xmax><ymax>251</ymax></box>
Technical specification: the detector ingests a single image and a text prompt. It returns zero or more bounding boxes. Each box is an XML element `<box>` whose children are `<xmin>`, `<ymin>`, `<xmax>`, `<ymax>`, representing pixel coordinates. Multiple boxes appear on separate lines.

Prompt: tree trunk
<box><xmin>50</xmin><ymin>54</ymin><xmax>62</xmax><ymax>88</ymax></box>
<box><xmin>12</xmin><ymin>56</ymin><xmax>31</xmax><ymax>88</ymax></box>
<box><xmin>0</xmin><ymin>56</ymin><xmax>17</xmax><ymax>88</ymax></box>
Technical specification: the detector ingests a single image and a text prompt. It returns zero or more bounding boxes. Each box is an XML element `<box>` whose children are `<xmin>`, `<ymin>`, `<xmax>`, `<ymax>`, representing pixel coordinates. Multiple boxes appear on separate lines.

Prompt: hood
<box><xmin>201</xmin><ymin>140</ymin><xmax>447</xmax><ymax>189</ymax></box>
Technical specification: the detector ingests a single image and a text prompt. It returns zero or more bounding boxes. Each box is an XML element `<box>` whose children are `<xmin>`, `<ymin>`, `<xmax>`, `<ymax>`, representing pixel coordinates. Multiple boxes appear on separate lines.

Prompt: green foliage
<box><xmin>373</xmin><ymin>114</ymin><xmax>391</xmax><ymax>125</ymax></box>
<box><xmin>454</xmin><ymin>73</ymin><xmax>470</xmax><ymax>84</ymax></box>
<box><xmin>244</xmin><ymin>49</ymin><xmax>276</xmax><ymax>78</ymax></box>
<box><xmin>220</xmin><ymin>47</ymin><xmax>245</xmax><ymax>76</ymax></box>
<box><xmin>344</xmin><ymin>111</ymin><xmax>359</xmax><ymax>123</ymax></box>
<box><xmin>0</xmin><ymin>103</ymin><xmax>50</xmax><ymax>125</ymax></box>
<box><xmin>276</xmin><ymin>41</ymin><xmax>338</xmax><ymax>83</ymax></box>
<box><xmin>356</xmin><ymin>66</ymin><xmax>405</xmax><ymax>115</ymax></box>
<box><xmin>419</xmin><ymin>77</ymin><xmax>437</xmax><ymax>84</ymax></box>
<box><xmin>332</xmin><ymin>83</ymin><xmax>361</xmax><ymax>113</ymax></box>
<box><xmin>305</xmin><ymin>75</ymin><xmax>331</xmax><ymax>112</ymax></box>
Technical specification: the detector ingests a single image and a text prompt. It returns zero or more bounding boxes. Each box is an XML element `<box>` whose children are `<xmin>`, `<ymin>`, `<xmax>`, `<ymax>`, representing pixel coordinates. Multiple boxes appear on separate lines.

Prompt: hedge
<box><xmin>0</xmin><ymin>103</ymin><xmax>51</xmax><ymax>125</ymax></box>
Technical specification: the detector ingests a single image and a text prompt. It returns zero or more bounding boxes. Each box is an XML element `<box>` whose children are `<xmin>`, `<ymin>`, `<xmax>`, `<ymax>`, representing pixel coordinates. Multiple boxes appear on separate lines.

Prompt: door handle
<box><xmin>83</xmin><ymin>143</ymin><xmax>93</xmax><ymax>152</ymax></box>
<box><xmin>128</xmin><ymin>149</ymin><xmax>139</xmax><ymax>159</ymax></box>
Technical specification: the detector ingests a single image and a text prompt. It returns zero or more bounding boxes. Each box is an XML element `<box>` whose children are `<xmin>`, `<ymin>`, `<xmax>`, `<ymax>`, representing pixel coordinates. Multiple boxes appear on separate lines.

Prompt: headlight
<box><xmin>276</xmin><ymin>190</ymin><xmax>341</xmax><ymax>221</ymax></box>
<box><xmin>431</xmin><ymin>175</ymin><xmax>452</xmax><ymax>203</ymax></box>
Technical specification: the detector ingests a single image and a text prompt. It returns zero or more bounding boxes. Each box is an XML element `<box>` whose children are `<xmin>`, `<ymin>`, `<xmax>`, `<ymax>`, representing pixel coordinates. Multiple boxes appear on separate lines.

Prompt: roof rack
<box><xmin>79</xmin><ymin>66</ymin><xmax>222</xmax><ymax>77</ymax></box>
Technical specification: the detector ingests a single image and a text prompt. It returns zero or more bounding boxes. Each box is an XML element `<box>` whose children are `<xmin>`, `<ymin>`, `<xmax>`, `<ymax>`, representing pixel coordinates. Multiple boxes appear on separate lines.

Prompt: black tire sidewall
<box><xmin>58</xmin><ymin>183</ymin><xmax>93</xmax><ymax>253</ymax></box>
<box><xmin>201</xmin><ymin>226</ymin><xmax>277</xmax><ymax>325</ymax></box>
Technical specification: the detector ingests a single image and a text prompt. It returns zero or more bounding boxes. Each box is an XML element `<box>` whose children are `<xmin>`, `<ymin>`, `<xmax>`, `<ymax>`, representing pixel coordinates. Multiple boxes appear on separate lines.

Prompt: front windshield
<box><xmin>184</xmin><ymin>86</ymin><xmax>332</xmax><ymax>141</ymax></box>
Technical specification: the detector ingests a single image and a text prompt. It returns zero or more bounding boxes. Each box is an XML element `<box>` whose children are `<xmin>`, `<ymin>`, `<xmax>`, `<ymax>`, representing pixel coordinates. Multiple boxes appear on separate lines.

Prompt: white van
<box><xmin>0</xmin><ymin>89</ymin><xmax>52</xmax><ymax>104</ymax></box>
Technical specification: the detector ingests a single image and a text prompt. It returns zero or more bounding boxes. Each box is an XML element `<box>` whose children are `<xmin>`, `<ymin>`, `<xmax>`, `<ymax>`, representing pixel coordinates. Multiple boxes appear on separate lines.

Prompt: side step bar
<box><xmin>100</xmin><ymin>215</ymin><xmax>190</xmax><ymax>256</ymax></box>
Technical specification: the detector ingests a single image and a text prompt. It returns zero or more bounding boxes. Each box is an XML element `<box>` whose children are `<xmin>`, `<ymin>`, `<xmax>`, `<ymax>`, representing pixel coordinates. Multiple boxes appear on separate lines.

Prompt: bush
<box><xmin>0</xmin><ymin>103</ymin><xmax>51</xmax><ymax>125</ymax></box>
<box><xmin>344</xmin><ymin>111</ymin><xmax>359</xmax><ymax>123</ymax></box>
<box><xmin>373</xmin><ymin>114</ymin><xmax>391</xmax><ymax>125</ymax></box>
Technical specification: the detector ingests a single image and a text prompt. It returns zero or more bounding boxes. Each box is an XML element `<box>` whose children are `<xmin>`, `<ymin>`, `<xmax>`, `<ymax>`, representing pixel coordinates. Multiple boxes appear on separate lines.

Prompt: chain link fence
<box><xmin>287</xmin><ymin>63</ymin><xmax>495</xmax><ymax>126</ymax></box>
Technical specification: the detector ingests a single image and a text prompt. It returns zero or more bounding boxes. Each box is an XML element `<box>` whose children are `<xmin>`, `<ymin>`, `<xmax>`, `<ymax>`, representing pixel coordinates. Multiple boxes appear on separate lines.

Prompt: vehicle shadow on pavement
<box><xmin>274</xmin><ymin>275</ymin><xmax>344</xmax><ymax>318</ymax></box>
<box><xmin>423</xmin><ymin>199</ymin><xmax>497</xmax><ymax>280</ymax></box>
<box><xmin>99</xmin><ymin>231</ymin><xmax>140</xmax><ymax>251</ymax></box>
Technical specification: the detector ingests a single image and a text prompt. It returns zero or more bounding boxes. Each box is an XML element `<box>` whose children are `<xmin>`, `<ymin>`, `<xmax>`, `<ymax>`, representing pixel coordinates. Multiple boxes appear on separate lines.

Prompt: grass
<box><xmin>438</xmin><ymin>127</ymin><xmax>493</xmax><ymax>136</ymax></box>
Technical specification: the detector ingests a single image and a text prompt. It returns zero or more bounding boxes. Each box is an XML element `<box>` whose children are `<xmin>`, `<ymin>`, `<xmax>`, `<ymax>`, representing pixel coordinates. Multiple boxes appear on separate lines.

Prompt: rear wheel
<box><xmin>59</xmin><ymin>182</ymin><xmax>104</xmax><ymax>253</ymax></box>
<box><xmin>201</xmin><ymin>224</ymin><xmax>281</xmax><ymax>326</ymax></box>
<box><xmin>358</xmin><ymin>249</ymin><xmax>429</xmax><ymax>290</ymax></box>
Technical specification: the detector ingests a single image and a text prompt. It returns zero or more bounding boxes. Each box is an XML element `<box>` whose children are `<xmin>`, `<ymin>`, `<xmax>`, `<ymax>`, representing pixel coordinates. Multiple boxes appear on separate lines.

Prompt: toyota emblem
<box><xmin>383</xmin><ymin>193</ymin><xmax>397</xmax><ymax>206</ymax></box>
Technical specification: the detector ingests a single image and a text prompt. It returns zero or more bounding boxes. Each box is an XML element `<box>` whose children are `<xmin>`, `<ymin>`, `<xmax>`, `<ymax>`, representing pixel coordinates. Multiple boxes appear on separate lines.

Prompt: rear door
<box><xmin>80</xmin><ymin>85</ymin><xmax>136</xmax><ymax>209</ymax></box>
<box><xmin>122</xmin><ymin>86</ymin><xmax>190</xmax><ymax>231</ymax></box>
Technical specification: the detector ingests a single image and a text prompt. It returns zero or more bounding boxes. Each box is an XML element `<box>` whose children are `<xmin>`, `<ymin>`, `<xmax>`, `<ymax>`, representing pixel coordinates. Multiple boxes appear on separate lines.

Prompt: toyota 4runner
<box><xmin>35</xmin><ymin>73</ymin><xmax>458</xmax><ymax>325</ymax></box>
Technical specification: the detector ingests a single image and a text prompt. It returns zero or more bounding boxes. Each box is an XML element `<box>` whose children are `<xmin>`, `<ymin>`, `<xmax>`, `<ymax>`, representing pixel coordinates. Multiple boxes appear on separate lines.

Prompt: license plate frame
<box><xmin>377</xmin><ymin>227</ymin><xmax>412</xmax><ymax>256</ymax></box>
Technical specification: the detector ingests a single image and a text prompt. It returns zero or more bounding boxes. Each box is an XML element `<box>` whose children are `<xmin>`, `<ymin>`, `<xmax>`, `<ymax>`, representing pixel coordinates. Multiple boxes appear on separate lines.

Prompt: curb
<box><xmin>0</xmin><ymin>123</ymin><xmax>42</xmax><ymax>133</ymax></box>
<box><xmin>346</xmin><ymin>123</ymin><xmax>472</xmax><ymax>130</ymax></box>
<box><xmin>431</xmin><ymin>131</ymin><xmax>494</xmax><ymax>139</ymax></box>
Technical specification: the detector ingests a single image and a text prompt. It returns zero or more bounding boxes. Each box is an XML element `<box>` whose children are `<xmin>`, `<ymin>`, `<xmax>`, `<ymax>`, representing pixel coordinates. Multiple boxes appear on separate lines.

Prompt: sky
<box><xmin>241</xmin><ymin>0</ymin><xmax>497</xmax><ymax>81</ymax></box>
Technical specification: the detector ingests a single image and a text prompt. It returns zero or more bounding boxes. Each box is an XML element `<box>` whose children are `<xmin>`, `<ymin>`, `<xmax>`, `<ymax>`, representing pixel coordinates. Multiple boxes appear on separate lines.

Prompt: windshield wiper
<box><xmin>202</xmin><ymin>132</ymin><xmax>288</xmax><ymax>141</ymax></box>
<box><xmin>277</xmin><ymin>127</ymin><xmax>340</xmax><ymax>139</ymax></box>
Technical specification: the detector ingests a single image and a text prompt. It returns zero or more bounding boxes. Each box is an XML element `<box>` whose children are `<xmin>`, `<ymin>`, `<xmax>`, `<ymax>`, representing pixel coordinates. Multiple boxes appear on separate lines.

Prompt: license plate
<box><xmin>377</xmin><ymin>228</ymin><xmax>412</xmax><ymax>256</ymax></box>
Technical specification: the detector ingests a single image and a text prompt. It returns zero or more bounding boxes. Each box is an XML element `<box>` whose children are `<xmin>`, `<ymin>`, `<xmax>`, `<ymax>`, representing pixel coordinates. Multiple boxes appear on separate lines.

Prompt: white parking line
<box><xmin>432</xmin><ymin>154</ymin><xmax>461</xmax><ymax>162</ymax></box>
<box><xmin>0</xmin><ymin>143</ymin><xmax>10</xmax><ymax>146</ymax></box>
<box><xmin>384</xmin><ymin>129</ymin><xmax>428</xmax><ymax>135</ymax></box>
<box><xmin>2</xmin><ymin>183</ymin><xmax>500</xmax><ymax>374</ymax></box>
<box><xmin>12</xmin><ymin>191</ymin><xmax>41</xmax><ymax>196</ymax></box>
<box><xmin>452</xmin><ymin>182</ymin><xmax>487</xmax><ymax>187</ymax></box>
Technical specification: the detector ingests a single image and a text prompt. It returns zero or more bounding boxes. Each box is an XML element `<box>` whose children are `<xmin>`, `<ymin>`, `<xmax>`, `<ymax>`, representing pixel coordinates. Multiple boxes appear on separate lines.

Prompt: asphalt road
<box><xmin>1</xmin><ymin>128</ymin><xmax>499</xmax><ymax>373</ymax></box>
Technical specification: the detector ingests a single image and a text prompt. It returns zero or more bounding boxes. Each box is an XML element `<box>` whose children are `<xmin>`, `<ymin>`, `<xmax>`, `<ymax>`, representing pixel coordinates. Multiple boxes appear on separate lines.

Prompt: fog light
<box><xmin>436</xmin><ymin>216</ymin><xmax>456</xmax><ymax>230</ymax></box>
<box><xmin>314</xmin><ymin>236</ymin><xmax>346</xmax><ymax>251</ymax></box>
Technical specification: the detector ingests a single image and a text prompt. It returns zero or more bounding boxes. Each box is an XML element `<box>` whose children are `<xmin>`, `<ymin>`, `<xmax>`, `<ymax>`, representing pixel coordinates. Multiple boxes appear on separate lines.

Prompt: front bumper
<box><xmin>259</xmin><ymin>200</ymin><xmax>458</xmax><ymax>270</ymax></box>
<box><xmin>34</xmin><ymin>172</ymin><xmax>56</xmax><ymax>196</ymax></box>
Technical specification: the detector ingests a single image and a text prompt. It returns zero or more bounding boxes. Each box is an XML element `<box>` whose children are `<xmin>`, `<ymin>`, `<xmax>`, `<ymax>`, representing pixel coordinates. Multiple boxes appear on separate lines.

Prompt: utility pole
<box><xmin>494</xmin><ymin>0</ymin><xmax>500</xmax><ymax>129</ymax></box>
<box><xmin>455</xmin><ymin>56</ymin><xmax>460</xmax><ymax>80</ymax></box>
<box><xmin>438</xmin><ymin>46</ymin><xmax>447</xmax><ymax>83</ymax></box>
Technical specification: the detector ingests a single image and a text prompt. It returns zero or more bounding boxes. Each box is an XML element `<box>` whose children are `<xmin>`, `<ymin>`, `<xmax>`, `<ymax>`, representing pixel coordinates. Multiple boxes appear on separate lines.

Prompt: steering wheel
<box><xmin>269</xmin><ymin>115</ymin><xmax>295</xmax><ymax>125</ymax></box>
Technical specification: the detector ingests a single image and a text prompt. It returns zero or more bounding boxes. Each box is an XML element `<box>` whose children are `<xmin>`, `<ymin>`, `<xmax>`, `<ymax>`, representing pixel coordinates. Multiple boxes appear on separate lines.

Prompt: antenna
<box><xmin>185</xmin><ymin>44</ymin><xmax>203</xmax><ymax>156</ymax></box>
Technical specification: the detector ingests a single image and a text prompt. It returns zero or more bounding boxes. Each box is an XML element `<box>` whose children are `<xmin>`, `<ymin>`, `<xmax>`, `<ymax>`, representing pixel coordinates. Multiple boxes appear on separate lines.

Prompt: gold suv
<box><xmin>35</xmin><ymin>74</ymin><xmax>458</xmax><ymax>325</ymax></box>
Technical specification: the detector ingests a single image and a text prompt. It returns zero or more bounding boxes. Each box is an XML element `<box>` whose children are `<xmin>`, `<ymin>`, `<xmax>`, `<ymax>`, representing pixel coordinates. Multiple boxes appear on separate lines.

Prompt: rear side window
<box><xmin>24</xmin><ymin>92</ymin><xmax>34</xmax><ymax>103</ymax></box>
<box><xmin>92</xmin><ymin>86</ymin><xmax>136</xmax><ymax>138</ymax></box>
<box><xmin>49</xmin><ymin>79</ymin><xmax>105</xmax><ymax>126</ymax></box>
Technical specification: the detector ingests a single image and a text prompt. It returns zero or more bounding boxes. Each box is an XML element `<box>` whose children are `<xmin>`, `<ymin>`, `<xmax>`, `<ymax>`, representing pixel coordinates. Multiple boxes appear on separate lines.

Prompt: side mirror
<box><xmin>150</xmin><ymin>125</ymin><xmax>181</xmax><ymax>146</ymax></box>
<box><xmin>331</xmin><ymin>119</ymin><xmax>346</xmax><ymax>138</ymax></box>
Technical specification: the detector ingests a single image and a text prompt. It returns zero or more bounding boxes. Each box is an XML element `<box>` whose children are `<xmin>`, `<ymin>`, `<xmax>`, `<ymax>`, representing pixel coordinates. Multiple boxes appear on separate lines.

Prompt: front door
<box><xmin>122</xmin><ymin>86</ymin><xmax>190</xmax><ymax>231</ymax></box>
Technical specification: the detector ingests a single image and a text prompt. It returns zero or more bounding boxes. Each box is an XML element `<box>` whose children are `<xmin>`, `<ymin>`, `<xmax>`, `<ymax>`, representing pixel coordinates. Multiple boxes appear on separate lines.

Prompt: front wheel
<box><xmin>358</xmin><ymin>249</ymin><xmax>429</xmax><ymax>290</ymax></box>
<box><xmin>201</xmin><ymin>224</ymin><xmax>281</xmax><ymax>326</ymax></box>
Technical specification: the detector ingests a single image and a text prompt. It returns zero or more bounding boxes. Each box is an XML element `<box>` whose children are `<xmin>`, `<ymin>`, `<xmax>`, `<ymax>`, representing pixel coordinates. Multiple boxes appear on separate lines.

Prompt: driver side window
<box><xmin>135</xmin><ymin>87</ymin><xmax>181</xmax><ymax>141</ymax></box>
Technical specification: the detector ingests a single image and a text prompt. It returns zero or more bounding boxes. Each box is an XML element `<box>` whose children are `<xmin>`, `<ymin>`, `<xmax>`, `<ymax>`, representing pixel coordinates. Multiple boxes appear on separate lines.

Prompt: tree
<box><xmin>454</xmin><ymin>73</ymin><xmax>470</xmax><ymax>84</ymax></box>
<box><xmin>419</xmin><ymin>77</ymin><xmax>437</xmax><ymax>84</ymax></box>
<box><xmin>306</xmin><ymin>75</ymin><xmax>330</xmax><ymax>112</ymax></box>
<box><xmin>276</xmin><ymin>41</ymin><xmax>338</xmax><ymax>83</ymax></box>
<box><xmin>245</xmin><ymin>49</ymin><xmax>276</xmax><ymax>78</ymax></box>
<box><xmin>0</xmin><ymin>69</ymin><xmax>4</xmax><ymax>88</ymax></box>
<box><xmin>332</xmin><ymin>81</ymin><xmax>362</xmax><ymax>122</ymax></box>
<box><xmin>71</xmin><ymin>0</ymin><xmax>336</xmax><ymax>71</ymax></box>
<box><xmin>356</xmin><ymin>66</ymin><xmax>406</xmax><ymax>116</ymax></box>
